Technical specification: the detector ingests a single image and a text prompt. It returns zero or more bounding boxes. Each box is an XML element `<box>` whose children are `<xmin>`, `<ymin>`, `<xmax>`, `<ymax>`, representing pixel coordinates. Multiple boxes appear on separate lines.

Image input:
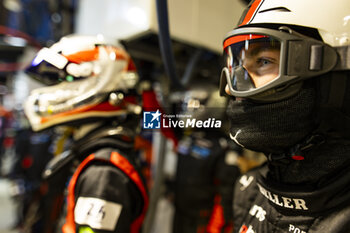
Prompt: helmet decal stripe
<box><xmin>64</xmin><ymin>47</ymin><xmax>99</xmax><ymax>63</ymax></box>
<box><xmin>223</xmin><ymin>34</ymin><xmax>268</xmax><ymax>49</ymax></box>
<box><xmin>239</xmin><ymin>0</ymin><xmax>264</xmax><ymax>27</ymax></box>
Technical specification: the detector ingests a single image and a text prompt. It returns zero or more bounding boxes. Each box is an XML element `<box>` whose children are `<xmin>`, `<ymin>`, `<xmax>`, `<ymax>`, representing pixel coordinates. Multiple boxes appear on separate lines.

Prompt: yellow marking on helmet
<box><xmin>47</xmin><ymin>106</ymin><xmax>54</xmax><ymax>114</ymax></box>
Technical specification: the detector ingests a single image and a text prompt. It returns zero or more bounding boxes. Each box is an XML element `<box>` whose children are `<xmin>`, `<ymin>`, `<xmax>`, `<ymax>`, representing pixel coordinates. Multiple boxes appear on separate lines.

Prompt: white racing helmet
<box><xmin>220</xmin><ymin>0</ymin><xmax>350</xmax><ymax>102</ymax></box>
<box><xmin>238</xmin><ymin>0</ymin><xmax>350</xmax><ymax>47</ymax></box>
<box><xmin>24</xmin><ymin>35</ymin><xmax>141</xmax><ymax>131</ymax></box>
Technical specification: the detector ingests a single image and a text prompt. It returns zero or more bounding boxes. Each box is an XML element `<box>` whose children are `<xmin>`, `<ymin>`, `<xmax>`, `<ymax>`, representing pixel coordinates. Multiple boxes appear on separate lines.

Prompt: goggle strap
<box><xmin>309</xmin><ymin>45</ymin><xmax>323</xmax><ymax>71</ymax></box>
<box><xmin>334</xmin><ymin>46</ymin><xmax>350</xmax><ymax>71</ymax></box>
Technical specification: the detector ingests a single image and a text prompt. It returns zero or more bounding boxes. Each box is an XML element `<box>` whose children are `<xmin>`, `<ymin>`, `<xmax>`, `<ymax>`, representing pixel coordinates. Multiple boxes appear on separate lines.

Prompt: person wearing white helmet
<box><xmin>219</xmin><ymin>0</ymin><xmax>350</xmax><ymax>232</ymax></box>
<box><xmin>24</xmin><ymin>35</ymin><xmax>148</xmax><ymax>233</ymax></box>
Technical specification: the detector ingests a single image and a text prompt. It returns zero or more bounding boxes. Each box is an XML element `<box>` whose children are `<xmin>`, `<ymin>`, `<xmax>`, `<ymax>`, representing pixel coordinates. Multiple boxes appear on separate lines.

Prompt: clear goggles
<box><xmin>220</xmin><ymin>27</ymin><xmax>338</xmax><ymax>102</ymax></box>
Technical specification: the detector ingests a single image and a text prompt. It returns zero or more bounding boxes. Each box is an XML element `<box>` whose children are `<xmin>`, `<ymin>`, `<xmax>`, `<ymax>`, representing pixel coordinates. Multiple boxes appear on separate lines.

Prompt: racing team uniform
<box><xmin>55</xmin><ymin>131</ymin><xmax>148</xmax><ymax>233</ymax></box>
<box><xmin>232</xmin><ymin>164</ymin><xmax>350</xmax><ymax>233</ymax></box>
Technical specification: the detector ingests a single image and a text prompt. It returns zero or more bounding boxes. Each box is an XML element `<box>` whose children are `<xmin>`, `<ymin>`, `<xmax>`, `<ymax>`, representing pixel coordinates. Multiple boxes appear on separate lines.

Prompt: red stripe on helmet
<box><xmin>223</xmin><ymin>34</ymin><xmax>268</xmax><ymax>49</ymax></box>
<box><xmin>239</xmin><ymin>0</ymin><xmax>264</xmax><ymax>27</ymax></box>
<box><xmin>64</xmin><ymin>47</ymin><xmax>99</xmax><ymax>63</ymax></box>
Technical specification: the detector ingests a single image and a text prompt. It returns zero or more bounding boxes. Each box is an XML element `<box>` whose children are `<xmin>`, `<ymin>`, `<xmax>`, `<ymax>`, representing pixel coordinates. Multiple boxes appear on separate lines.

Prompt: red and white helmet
<box><xmin>238</xmin><ymin>0</ymin><xmax>350</xmax><ymax>46</ymax></box>
<box><xmin>24</xmin><ymin>35</ymin><xmax>141</xmax><ymax>131</ymax></box>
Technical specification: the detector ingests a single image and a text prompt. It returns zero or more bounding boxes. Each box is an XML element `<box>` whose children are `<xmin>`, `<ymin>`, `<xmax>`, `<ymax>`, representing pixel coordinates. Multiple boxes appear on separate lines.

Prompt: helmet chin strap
<box><xmin>267</xmin><ymin>134</ymin><xmax>325</xmax><ymax>165</ymax></box>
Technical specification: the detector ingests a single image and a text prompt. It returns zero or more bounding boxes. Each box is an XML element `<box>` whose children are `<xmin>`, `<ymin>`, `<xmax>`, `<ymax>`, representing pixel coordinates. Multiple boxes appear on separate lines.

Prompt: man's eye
<box><xmin>257</xmin><ymin>58</ymin><xmax>274</xmax><ymax>66</ymax></box>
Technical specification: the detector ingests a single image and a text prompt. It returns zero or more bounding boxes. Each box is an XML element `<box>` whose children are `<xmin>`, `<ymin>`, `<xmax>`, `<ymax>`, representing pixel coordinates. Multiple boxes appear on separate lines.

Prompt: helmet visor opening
<box><xmin>224</xmin><ymin>34</ymin><xmax>281</xmax><ymax>92</ymax></box>
<box><xmin>27</xmin><ymin>59</ymin><xmax>89</xmax><ymax>85</ymax></box>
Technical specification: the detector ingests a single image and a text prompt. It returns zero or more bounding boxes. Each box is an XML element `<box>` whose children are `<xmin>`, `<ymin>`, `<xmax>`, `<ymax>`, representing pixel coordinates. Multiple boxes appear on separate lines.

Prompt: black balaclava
<box><xmin>226</xmin><ymin>75</ymin><xmax>350</xmax><ymax>186</ymax></box>
<box><xmin>226</xmin><ymin>84</ymin><xmax>317</xmax><ymax>154</ymax></box>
